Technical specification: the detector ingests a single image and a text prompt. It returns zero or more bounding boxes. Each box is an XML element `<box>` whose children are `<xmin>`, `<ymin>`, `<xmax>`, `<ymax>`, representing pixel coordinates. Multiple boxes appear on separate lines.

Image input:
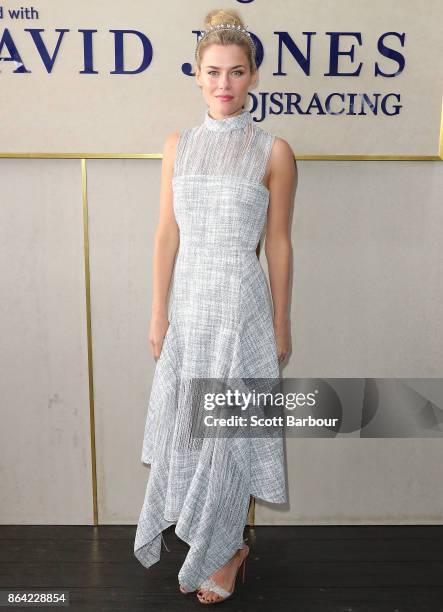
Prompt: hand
<box><xmin>148</xmin><ymin>313</ymin><xmax>170</xmax><ymax>360</ymax></box>
<box><xmin>273</xmin><ymin>318</ymin><xmax>290</xmax><ymax>364</ymax></box>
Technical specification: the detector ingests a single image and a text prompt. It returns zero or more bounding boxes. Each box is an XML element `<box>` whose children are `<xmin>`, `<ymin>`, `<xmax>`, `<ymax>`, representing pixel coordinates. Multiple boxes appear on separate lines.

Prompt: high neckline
<box><xmin>204</xmin><ymin>108</ymin><xmax>252</xmax><ymax>132</ymax></box>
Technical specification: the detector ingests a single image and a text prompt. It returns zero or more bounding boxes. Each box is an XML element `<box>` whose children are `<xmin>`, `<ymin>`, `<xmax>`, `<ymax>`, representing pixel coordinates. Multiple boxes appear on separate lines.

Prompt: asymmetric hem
<box><xmin>134</xmin><ymin>107</ymin><xmax>287</xmax><ymax>591</ymax></box>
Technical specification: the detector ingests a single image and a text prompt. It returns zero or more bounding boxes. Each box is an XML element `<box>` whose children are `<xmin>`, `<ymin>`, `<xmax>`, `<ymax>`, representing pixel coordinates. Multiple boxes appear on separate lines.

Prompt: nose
<box><xmin>218</xmin><ymin>74</ymin><xmax>231</xmax><ymax>90</ymax></box>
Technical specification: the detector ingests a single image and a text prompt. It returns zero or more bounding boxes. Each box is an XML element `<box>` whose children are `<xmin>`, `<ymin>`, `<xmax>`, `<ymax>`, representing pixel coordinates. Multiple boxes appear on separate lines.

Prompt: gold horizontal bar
<box><xmin>0</xmin><ymin>153</ymin><xmax>162</xmax><ymax>159</ymax></box>
<box><xmin>0</xmin><ymin>153</ymin><xmax>441</xmax><ymax>160</ymax></box>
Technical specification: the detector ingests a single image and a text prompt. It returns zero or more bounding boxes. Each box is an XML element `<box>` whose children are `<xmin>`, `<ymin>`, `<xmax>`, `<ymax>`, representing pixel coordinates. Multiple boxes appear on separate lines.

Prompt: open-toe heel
<box><xmin>196</xmin><ymin>543</ymin><xmax>250</xmax><ymax>604</ymax></box>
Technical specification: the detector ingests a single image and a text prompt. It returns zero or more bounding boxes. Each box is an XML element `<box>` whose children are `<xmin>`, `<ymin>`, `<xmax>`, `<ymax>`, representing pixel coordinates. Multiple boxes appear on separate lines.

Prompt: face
<box><xmin>195</xmin><ymin>44</ymin><xmax>257</xmax><ymax>119</ymax></box>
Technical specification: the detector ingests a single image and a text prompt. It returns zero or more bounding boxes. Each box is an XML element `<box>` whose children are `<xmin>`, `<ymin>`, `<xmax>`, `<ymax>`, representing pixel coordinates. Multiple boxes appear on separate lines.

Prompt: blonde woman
<box><xmin>134</xmin><ymin>8</ymin><xmax>296</xmax><ymax>605</ymax></box>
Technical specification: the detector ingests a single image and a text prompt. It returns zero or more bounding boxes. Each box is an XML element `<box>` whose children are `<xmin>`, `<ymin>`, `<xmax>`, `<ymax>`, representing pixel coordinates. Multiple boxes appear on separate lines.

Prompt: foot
<box><xmin>179</xmin><ymin>584</ymin><xmax>195</xmax><ymax>594</ymax></box>
<box><xmin>196</xmin><ymin>544</ymin><xmax>249</xmax><ymax>604</ymax></box>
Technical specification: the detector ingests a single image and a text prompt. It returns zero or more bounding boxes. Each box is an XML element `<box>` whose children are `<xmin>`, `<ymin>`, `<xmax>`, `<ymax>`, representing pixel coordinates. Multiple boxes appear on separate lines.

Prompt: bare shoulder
<box><xmin>164</xmin><ymin>130</ymin><xmax>180</xmax><ymax>150</ymax></box>
<box><xmin>270</xmin><ymin>136</ymin><xmax>296</xmax><ymax>167</ymax></box>
<box><xmin>162</xmin><ymin>131</ymin><xmax>181</xmax><ymax>171</ymax></box>
<box><xmin>268</xmin><ymin>136</ymin><xmax>297</xmax><ymax>184</ymax></box>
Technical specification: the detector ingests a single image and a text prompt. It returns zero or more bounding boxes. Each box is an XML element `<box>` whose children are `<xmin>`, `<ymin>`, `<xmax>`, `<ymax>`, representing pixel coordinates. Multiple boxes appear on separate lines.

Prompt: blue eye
<box><xmin>208</xmin><ymin>70</ymin><xmax>244</xmax><ymax>76</ymax></box>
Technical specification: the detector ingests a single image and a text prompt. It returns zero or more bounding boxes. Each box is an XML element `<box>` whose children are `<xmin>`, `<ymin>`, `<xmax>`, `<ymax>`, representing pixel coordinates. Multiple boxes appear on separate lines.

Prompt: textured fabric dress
<box><xmin>134</xmin><ymin>108</ymin><xmax>287</xmax><ymax>592</ymax></box>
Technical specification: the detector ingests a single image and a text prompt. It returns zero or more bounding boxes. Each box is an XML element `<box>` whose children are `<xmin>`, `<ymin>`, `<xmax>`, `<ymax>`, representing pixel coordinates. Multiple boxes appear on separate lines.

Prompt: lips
<box><xmin>217</xmin><ymin>96</ymin><xmax>233</xmax><ymax>100</ymax></box>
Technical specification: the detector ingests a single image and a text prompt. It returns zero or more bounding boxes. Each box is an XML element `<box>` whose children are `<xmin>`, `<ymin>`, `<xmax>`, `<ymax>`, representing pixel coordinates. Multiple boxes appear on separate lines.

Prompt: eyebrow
<box><xmin>205</xmin><ymin>65</ymin><xmax>246</xmax><ymax>69</ymax></box>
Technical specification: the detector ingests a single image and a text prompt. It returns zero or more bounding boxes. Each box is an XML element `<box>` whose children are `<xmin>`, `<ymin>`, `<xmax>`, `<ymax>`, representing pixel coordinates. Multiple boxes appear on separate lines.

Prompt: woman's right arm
<box><xmin>149</xmin><ymin>131</ymin><xmax>180</xmax><ymax>359</ymax></box>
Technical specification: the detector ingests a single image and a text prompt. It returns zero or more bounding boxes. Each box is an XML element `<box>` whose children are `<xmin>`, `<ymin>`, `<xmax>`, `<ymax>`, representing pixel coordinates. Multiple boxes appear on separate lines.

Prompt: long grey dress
<box><xmin>134</xmin><ymin>108</ymin><xmax>287</xmax><ymax>592</ymax></box>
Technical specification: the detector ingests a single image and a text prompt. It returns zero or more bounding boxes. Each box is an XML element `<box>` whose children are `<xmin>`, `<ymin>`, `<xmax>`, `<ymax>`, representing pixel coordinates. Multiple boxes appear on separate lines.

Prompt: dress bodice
<box><xmin>172</xmin><ymin>108</ymin><xmax>275</xmax><ymax>253</ymax></box>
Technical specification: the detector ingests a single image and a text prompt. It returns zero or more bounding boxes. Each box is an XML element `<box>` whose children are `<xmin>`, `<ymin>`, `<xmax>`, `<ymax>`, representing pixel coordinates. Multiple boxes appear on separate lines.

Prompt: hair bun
<box><xmin>204</xmin><ymin>9</ymin><xmax>245</xmax><ymax>30</ymax></box>
<box><xmin>196</xmin><ymin>8</ymin><xmax>256</xmax><ymax>74</ymax></box>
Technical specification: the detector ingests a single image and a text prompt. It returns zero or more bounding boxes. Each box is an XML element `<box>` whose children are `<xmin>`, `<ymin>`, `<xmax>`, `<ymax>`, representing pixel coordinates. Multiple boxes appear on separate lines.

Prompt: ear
<box><xmin>195</xmin><ymin>67</ymin><xmax>202</xmax><ymax>88</ymax></box>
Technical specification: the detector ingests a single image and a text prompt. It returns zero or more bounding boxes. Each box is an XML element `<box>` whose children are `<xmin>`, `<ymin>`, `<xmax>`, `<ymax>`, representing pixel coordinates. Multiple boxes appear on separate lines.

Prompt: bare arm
<box><xmin>264</xmin><ymin>137</ymin><xmax>297</xmax><ymax>362</ymax></box>
<box><xmin>149</xmin><ymin>131</ymin><xmax>180</xmax><ymax>358</ymax></box>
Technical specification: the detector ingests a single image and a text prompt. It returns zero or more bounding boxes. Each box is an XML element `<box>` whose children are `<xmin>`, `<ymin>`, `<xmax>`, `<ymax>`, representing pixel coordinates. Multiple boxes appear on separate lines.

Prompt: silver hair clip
<box><xmin>195</xmin><ymin>23</ymin><xmax>255</xmax><ymax>60</ymax></box>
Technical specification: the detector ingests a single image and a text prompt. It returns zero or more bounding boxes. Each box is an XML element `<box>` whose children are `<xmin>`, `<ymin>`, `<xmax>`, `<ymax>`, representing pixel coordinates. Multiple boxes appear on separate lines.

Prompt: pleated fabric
<box><xmin>134</xmin><ymin>108</ymin><xmax>287</xmax><ymax>591</ymax></box>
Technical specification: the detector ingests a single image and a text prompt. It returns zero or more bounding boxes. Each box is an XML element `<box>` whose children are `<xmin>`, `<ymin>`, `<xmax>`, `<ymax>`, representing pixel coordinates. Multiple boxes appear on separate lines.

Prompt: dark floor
<box><xmin>0</xmin><ymin>525</ymin><xmax>442</xmax><ymax>611</ymax></box>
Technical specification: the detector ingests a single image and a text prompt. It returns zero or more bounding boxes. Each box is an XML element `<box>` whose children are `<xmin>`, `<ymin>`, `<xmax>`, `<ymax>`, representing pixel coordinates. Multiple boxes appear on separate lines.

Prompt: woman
<box><xmin>134</xmin><ymin>8</ymin><xmax>296</xmax><ymax>605</ymax></box>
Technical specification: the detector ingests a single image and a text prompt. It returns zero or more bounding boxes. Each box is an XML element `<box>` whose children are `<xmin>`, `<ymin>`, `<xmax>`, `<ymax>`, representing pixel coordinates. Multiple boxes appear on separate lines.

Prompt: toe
<box><xmin>208</xmin><ymin>590</ymin><xmax>221</xmax><ymax>603</ymax></box>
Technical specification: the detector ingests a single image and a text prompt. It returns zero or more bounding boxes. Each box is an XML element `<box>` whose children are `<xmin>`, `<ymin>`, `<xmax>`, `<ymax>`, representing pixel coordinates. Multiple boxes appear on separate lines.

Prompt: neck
<box><xmin>207</xmin><ymin>107</ymin><xmax>244</xmax><ymax>120</ymax></box>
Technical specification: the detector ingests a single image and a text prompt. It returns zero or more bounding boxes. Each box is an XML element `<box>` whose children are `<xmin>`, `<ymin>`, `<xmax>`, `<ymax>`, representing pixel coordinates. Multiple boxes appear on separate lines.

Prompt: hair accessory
<box><xmin>195</xmin><ymin>23</ymin><xmax>255</xmax><ymax>61</ymax></box>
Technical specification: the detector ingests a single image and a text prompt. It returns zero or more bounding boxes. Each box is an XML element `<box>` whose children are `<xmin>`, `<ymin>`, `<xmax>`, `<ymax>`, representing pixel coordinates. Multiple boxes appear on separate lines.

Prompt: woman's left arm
<box><xmin>264</xmin><ymin>137</ymin><xmax>298</xmax><ymax>363</ymax></box>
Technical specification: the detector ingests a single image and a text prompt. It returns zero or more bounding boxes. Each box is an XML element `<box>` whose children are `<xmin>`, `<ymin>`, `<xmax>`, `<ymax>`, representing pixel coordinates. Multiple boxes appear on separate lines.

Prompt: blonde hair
<box><xmin>195</xmin><ymin>9</ymin><xmax>257</xmax><ymax>74</ymax></box>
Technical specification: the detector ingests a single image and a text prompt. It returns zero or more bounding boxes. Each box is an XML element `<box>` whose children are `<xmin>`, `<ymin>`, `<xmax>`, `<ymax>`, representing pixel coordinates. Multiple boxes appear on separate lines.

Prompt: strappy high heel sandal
<box><xmin>196</xmin><ymin>540</ymin><xmax>249</xmax><ymax>605</ymax></box>
<box><xmin>179</xmin><ymin>584</ymin><xmax>196</xmax><ymax>595</ymax></box>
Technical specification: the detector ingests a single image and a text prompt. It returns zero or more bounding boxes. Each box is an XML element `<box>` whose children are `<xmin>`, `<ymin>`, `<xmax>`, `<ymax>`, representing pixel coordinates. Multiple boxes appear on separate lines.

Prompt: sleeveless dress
<box><xmin>134</xmin><ymin>108</ymin><xmax>287</xmax><ymax>592</ymax></box>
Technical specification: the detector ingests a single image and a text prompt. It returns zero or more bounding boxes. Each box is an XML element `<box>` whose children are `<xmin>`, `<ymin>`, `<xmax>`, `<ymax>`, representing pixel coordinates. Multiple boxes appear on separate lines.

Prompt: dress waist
<box><xmin>178</xmin><ymin>241</ymin><xmax>257</xmax><ymax>254</ymax></box>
